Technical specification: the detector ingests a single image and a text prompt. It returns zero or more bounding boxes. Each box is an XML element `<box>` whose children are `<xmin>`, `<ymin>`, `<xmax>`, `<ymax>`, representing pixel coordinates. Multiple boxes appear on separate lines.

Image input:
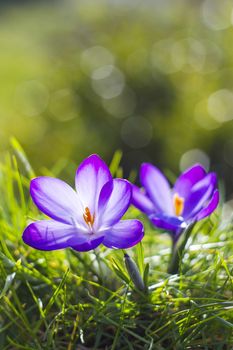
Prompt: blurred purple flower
<box><xmin>132</xmin><ymin>163</ymin><xmax>219</xmax><ymax>240</ymax></box>
<box><xmin>23</xmin><ymin>154</ymin><xmax>144</xmax><ymax>252</ymax></box>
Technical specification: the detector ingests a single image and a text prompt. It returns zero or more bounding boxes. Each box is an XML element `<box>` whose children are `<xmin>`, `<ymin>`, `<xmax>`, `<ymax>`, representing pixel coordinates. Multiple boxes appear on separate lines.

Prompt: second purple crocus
<box><xmin>23</xmin><ymin>154</ymin><xmax>144</xmax><ymax>252</ymax></box>
<box><xmin>132</xmin><ymin>163</ymin><xmax>219</xmax><ymax>240</ymax></box>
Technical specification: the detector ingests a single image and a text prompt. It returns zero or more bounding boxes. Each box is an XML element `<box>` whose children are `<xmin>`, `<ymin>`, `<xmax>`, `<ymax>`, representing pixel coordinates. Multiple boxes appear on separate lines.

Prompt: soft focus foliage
<box><xmin>0</xmin><ymin>150</ymin><xmax>232</xmax><ymax>349</ymax></box>
<box><xmin>1</xmin><ymin>0</ymin><xmax>233</xmax><ymax>194</ymax></box>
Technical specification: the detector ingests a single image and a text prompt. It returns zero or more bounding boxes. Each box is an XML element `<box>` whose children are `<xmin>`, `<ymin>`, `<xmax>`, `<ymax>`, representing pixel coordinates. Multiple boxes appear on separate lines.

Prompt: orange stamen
<box><xmin>173</xmin><ymin>193</ymin><xmax>184</xmax><ymax>217</ymax></box>
<box><xmin>83</xmin><ymin>207</ymin><xmax>95</xmax><ymax>227</ymax></box>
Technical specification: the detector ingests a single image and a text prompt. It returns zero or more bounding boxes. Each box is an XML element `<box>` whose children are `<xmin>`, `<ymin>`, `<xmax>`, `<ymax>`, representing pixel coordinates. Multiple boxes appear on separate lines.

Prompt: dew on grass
<box><xmin>219</xmin><ymin>233</ymin><xmax>227</xmax><ymax>241</ymax></box>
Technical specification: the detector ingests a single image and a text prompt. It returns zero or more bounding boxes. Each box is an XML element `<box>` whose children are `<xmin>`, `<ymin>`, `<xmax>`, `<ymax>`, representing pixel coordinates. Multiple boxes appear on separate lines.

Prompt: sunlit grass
<box><xmin>0</xmin><ymin>144</ymin><xmax>232</xmax><ymax>349</ymax></box>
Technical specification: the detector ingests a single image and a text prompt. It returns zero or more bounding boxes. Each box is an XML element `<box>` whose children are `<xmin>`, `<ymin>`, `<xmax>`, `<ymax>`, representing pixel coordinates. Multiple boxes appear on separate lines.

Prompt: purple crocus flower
<box><xmin>131</xmin><ymin>163</ymin><xmax>219</xmax><ymax>240</ymax></box>
<box><xmin>23</xmin><ymin>154</ymin><xmax>144</xmax><ymax>252</ymax></box>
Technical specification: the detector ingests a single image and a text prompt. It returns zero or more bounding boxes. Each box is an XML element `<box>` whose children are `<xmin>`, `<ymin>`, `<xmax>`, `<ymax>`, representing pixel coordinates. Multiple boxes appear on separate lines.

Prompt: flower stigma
<box><xmin>173</xmin><ymin>193</ymin><xmax>184</xmax><ymax>216</ymax></box>
<box><xmin>83</xmin><ymin>207</ymin><xmax>95</xmax><ymax>227</ymax></box>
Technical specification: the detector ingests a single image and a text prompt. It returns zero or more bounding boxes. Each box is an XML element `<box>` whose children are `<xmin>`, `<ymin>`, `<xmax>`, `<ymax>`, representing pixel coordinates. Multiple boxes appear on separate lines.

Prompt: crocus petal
<box><xmin>99</xmin><ymin>179</ymin><xmax>132</xmax><ymax>228</ymax></box>
<box><xmin>131</xmin><ymin>184</ymin><xmax>155</xmax><ymax>215</ymax></box>
<box><xmin>71</xmin><ymin>236</ymin><xmax>104</xmax><ymax>252</ymax></box>
<box><xmin>173</xmin><ymin>163</ymin><xmax>206</xmax><ymax>199</ymax></box>
<box><xmin>183</xmin><ymin>173</ymin><xmax>217</xmax><ymax>220</ymax></box>
<box><xmin>140</xmin><ymin>163</ymin><xmax>173</xmax><ymax>214</ymax></box>
<box><xmin>97</xmin><ymin>179</ymin><xmax>114</xmax><ymax>218</ymax></box>
<box><xmin>150</xmin><ymin>213</ymin><xmax>187</xmax><ymax>232</ymax></box>
<box><xmin>103</xmin><ymin>220</ymin><xmax>144</xmax><ymax>249</ymax></box>
<box><xmin>23</xmin><ymin>220</ymin><xmax>89</xmax><ymax>251</ymax></box>
<box><xmin>195</xmin><ymin>190</ymin><xmax>219</xmax><ymax>221</ymax></box>
<box><xmin>75</xmin><ymin>154</ymin><xmax>112</xmax><ymax>214</ymax></box>
<box><xmin>30</xmin><ymin>177</ymin><xmax>84</xmax><ymax>226</ymax></box>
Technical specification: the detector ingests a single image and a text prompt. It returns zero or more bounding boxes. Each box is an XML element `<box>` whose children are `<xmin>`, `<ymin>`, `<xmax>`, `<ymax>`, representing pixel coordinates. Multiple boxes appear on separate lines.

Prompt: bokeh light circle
<box><xmin>49</xmin><ymin>89</ymin><xmax>80</xmax><ymax>122</ymax></box>
<box><xmin>121</xmin><ymin>116</ymin><xmax>152</xmax><ymax>149</ymax></box>
<box><xmin>180</xmin><ymin>149</ymin><xmax>210</xmax><ymax>172</ymax></box>
<box><xmin>171</xmin><ymin>38</ymin><xmax>206</xmax><ymax>73</ymax></box>
<box><xmin>14</xmin><ymin>80</ymin><xmax>49</xmax><ymax>117</ymax></box>
<box><xmin>201</xmin><ymin>0</ymin><xmax>233</xmax><ymax>30</ymax></box>
<box><xmin>208</xmin><ymin>89</ymin><xmax>233</xmax><ymax>123</ymax></box>
<box><xmin>151</xmin><ymin>39</ymin><xmax>179</xmax><ymax>74</ymax></box>
<box><xmin>194</xmin><ymin>99</ymin><xmax>221</xmax><ymax>130</ymax></box>
<box><xmin>80</xmin><ymin>46</ymin><xmax>114</xmax><ymax>76</ymax></box>
<box><xmin>102</xmin><ymin>87</ymin><xmax>136</xmax><ymax>118</ymax></box>
<box><xmin>91</xmin><ymin>66</ymin><xmax>125</xmax><ymax>99</ymax></box>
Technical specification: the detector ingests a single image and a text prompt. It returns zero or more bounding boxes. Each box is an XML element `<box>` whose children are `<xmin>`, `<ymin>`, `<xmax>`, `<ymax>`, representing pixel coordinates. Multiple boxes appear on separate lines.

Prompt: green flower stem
<box><xmin>168</xmin><ymin>222</ymin><xmax>196</xmax><ymax>274</ymax></box>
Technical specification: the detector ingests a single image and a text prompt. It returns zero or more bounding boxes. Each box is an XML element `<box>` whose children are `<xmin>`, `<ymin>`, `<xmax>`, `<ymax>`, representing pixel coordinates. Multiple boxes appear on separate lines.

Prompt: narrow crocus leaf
<box><xmin>109</xmin><ymin>150</ymin><xmax>122</xmax><ymax>176</ymax></box>
<box><xmin>135</xmin><ymin>241</ymin><xmax>145</xmax><ymax>276</ymax></box>
<box><xmin>111</xmin><ymin>257</ymin><xmax>131</xmax><ymax>284</ymax></box>
<box><xmin>143</xmin><ymin>263</ymin><xmax>150</xmax><ymax>289</ymax></box>
<box><xmin>124</xmin><ymin>253</ymin><xmax>146</xmax><ymax>292</ymax></box>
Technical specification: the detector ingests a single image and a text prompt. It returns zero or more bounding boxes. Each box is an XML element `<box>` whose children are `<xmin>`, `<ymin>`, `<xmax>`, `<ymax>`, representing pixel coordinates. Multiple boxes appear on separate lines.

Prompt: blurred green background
<box><xmin>1</xmin><ymin>0</ymin><xmax>233</xmax><ymax>193</ymax></box>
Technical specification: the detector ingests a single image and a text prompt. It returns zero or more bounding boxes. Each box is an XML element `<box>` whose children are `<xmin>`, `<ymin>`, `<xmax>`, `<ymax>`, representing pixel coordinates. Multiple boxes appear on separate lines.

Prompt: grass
<box><xmin>0</xmin><ymin>142</ymin><xmax>232</xmax><ymax>349</ymax></box>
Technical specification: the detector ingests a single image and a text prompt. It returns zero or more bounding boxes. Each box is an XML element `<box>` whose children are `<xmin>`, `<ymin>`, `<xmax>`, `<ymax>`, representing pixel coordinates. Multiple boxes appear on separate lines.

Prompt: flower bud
<box><xmin>124</xmin><ymin>254</ymin><xmax>145</xmax><ymax>291</ymax></box>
